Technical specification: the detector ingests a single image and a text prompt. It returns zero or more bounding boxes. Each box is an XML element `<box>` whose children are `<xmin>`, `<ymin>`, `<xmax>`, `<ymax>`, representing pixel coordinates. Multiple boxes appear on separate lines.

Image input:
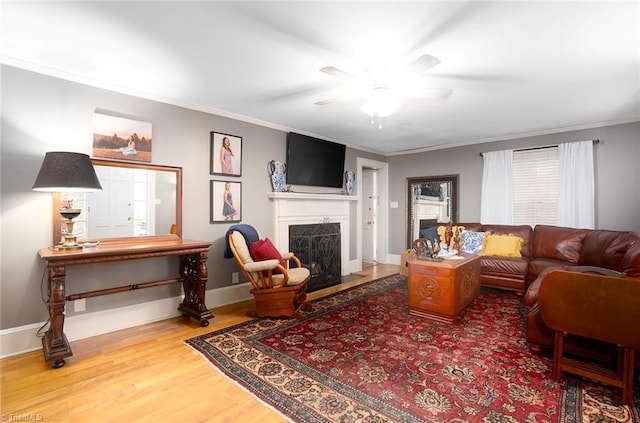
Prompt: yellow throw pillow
<box><xmin>480</xmin><ymin>234</ymin><xmax>523</xmax><ymax>257</ymax></box>
<box><xmin>437</xmin><ymin>225</ymin><xmax>466</xmax><ymax>247</ymax></box>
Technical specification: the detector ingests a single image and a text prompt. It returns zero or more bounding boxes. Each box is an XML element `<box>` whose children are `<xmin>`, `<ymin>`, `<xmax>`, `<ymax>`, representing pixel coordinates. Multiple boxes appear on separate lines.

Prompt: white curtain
<box><xmin>480</xmin><ymin>149</ymin><xmax>514</xmax><ymax>224</ymax></box>
<box><xmin>557</xmin><ymin>140</ymin><xmax>595</xmax><ymax>228</ymax></box>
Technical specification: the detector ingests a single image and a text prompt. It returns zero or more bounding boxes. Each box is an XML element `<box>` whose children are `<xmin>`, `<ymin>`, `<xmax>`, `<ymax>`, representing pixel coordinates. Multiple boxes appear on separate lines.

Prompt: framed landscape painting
<box><xmin>210</xmin><ymin>131</ymin><xmax>242</xmax><ymax>176</ymax></box>
<box><xmin>93</xmin><ymin>113</ymin><xmax>152</xmax><ymax>162</ymax></box>
<box><xmin>210</xmin><ymin>180</ymin><xmax>242</xmax><ymax>223</ymax></box>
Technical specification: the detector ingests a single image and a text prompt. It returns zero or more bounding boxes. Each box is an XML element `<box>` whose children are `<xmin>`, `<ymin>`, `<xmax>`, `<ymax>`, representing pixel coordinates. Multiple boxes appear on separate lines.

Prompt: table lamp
<box><xmin>32</xmin><ymin>152</ymin><xmax>103</xmax><ymax>249</ymax></box>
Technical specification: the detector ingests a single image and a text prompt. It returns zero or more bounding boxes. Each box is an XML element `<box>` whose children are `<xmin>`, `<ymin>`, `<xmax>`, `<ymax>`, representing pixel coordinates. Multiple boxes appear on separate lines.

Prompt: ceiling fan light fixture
<box><xmin>360</xmin><ymin>87</ymin><xmax>400</xmax><ymax>118</ymax></box>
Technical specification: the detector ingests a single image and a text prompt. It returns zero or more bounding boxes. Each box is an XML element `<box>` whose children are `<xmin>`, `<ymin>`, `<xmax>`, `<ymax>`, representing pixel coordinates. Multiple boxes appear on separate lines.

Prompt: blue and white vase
<box><xmin>344</xmin><ymin>170</ymin><xmax>355</xmax><ymax>195</ymax></box>
<box><xmin>268</xmin><ymin>160</ymin><xmax>286</xmax><ymax>192</ymax></box>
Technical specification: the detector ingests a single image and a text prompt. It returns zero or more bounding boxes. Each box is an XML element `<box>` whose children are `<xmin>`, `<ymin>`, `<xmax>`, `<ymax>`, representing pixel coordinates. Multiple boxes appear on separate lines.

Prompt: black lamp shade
<box><xmin>32</xmin><ymin>152</ymin><xmax>103</xmax><ymax>192</ymax></box>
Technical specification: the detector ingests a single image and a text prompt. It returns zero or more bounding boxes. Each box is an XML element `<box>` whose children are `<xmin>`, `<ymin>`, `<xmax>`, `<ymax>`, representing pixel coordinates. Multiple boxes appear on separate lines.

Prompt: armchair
<box><xmin>538</xmin><ymin>268</ymin><xmax>640</xmax><ymax>404</ymax></box>
<box><xmin>224</xmin><ymin>224</ymin><xmax>311</xmax><ymax>318</ymax></box>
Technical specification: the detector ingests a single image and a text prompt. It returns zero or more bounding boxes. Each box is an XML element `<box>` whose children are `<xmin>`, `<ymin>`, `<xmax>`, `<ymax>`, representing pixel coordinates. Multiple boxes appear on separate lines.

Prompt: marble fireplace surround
<box><xmin>268</xmin><ymin>192</ymin><xmax>357</xmax><ymax>277</ymax></box>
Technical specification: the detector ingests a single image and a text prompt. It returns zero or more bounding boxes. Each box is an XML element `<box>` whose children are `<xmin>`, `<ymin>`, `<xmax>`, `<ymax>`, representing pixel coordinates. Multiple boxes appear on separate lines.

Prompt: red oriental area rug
<box><xmin>186</xmin><ymin>274</ymin><xmax>639</xmax><ymax>422</ymax></box>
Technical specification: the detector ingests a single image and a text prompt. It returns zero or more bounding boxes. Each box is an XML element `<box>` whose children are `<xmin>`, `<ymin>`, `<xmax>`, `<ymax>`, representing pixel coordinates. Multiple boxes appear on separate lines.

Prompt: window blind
<box><xmin>512</xmin><ymin>147</ymin><xmax>559</xmax><ymax>226</ymax></box>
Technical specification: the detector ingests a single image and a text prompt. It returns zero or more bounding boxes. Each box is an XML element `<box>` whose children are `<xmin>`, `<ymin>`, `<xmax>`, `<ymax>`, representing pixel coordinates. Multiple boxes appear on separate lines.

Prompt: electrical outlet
<box><xmin>232</xmin><ymin>272</ymin><xmax>239</xmax><ymax>284</ymax></box>
<box><xmin>74</xmin><ymin>298</ymin><xmax>86</xmax><ymax>312</ymax></box>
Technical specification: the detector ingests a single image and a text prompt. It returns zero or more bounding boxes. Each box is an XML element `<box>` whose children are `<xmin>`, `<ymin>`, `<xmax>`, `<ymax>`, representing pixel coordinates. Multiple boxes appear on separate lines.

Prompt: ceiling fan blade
<box><xmin>408</xmin><ymin>88</ymin><xmax>453</xmax><ymax>100</ymax></box>
<box><xmin>320</xmin><ymin>66</ymin><xmax>355</xmax><ymax>80</ymax></box>
<box><xmin>426</xmin><ymin>73</ymin><xmax>522</xmax><ymax>83</ymax></box>
<box><xmin>314</xmin><ymin>96</ymin><xmax>349</xmax><ymax>106</ymax></box>
<box><xmin>407</xmin><ymin>54</ymin><xmax>441</xmax><ymax>74</ymax></box>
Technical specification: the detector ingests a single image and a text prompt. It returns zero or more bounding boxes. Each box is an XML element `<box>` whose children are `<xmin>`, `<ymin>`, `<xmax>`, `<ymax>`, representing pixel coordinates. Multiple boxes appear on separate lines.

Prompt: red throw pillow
<box><xmin>249</xmin><ymin>239</ymin><xmax>265</xmax><ymax>261</ymax></box>
<box><xmin>253</xmin><ymin>238</ymin><xmax>285</xmax><ymax>273</ymax></box>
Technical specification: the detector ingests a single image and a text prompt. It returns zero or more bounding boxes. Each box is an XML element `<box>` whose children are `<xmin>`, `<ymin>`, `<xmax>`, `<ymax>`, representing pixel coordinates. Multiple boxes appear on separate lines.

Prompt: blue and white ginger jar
<box><xmin>344</xmin><ymin>170</ymin><xmax>355</xmax><ymax>195</ymax></box>
<box><xmin>269</xmin><ymin>160</ymin><xmax>286</xmax><ymax>192</ymax></box>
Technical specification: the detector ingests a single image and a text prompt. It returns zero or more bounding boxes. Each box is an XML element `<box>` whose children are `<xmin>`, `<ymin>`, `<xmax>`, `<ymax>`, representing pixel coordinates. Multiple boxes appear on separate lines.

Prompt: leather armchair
<box><xmin>525</xmin><ymin>229</ymin><xmax>640</xmax><ymax>358</ymax></box>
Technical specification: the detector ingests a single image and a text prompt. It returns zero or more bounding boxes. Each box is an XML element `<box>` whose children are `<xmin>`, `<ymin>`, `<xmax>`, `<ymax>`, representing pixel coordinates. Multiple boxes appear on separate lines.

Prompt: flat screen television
<box><xmin>286</xmin><ymin>132</ymin><xmax>346</xmax><ymax>188</ymax></box>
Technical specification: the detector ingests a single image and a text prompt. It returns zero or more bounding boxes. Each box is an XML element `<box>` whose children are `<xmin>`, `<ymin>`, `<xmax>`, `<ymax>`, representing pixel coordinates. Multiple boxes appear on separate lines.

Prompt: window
<box><xmin>512</xmin><ymin>147</ymin><xmax>559</xmax><ymax>226</ymax></box>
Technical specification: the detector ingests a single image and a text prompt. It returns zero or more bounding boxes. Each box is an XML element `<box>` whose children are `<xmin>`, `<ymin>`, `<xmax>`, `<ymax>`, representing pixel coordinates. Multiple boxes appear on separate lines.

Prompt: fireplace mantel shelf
<box><xmin>268</xmin><ymin>192</ymin><xmax>357</xmax><ymax>201</ymax></box>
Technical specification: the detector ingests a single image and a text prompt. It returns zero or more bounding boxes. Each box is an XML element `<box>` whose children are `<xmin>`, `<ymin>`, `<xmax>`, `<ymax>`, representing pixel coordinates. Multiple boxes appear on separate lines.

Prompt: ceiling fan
<box><xmin>315</xmin><ymin>54</ymin><xmax>453</xmax><ymax>128</ymax></box>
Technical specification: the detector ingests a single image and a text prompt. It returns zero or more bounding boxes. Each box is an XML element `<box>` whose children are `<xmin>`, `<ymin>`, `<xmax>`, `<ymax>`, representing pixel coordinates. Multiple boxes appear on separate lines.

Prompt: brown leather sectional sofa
<box><xmin>456</xmin><ymin>223</ymin><xmax>533</xmax><ymax>293</ymax></box>
<box><xmin>432</xmin><ymin>223</ymin><xmax>640</xmax><ymax>359</ymax></box>
<box><xmin>524</xmin><ymin>226</ymin><xmax>640</xmax><ymax>359</ymax></box>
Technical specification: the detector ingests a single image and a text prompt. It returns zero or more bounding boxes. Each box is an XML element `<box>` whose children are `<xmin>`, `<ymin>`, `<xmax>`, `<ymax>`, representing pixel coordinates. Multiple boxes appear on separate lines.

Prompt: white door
<box><xmin>87</xmin><ymin>166</ymin><xmax>135</xmax><ymax>237</ymax></box>
<box><xmin>361</xmin><ymin>168</ymin><xmax>377</xmax><ymax>262</ymax></box>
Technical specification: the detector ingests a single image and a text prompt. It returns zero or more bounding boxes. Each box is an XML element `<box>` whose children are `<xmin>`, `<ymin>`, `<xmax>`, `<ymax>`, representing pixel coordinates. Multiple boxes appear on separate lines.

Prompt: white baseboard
<box><xmin>347</xmin><ymin>259</ymin><xmax>360</xmax><ymax>274</ymax></box>
<box><xmin>0</xmin><ymin>258</ymin><xmax>405</xmax><ymax>359</ymax></box>
<box><xmin>0</xmin><ymin>283</ymin><xmax>253</xmax><ymax>359</ymax></box>
<box><xmin>388</xmin><ymin>253</ymin><xmax>401</xmax><ymax>265</ymax></box>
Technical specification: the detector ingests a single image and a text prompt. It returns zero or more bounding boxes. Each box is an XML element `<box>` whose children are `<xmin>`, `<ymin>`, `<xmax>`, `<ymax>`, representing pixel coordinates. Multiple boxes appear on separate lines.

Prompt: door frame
<box><xmin>361</xmin><ymin>167</ymin><xmax>377</xmax><ymax>263</ymax></box>
<box><xmin>356</xmin><ymin>157</ymin><xmax>388</xmax><ymax>271</ymax></box>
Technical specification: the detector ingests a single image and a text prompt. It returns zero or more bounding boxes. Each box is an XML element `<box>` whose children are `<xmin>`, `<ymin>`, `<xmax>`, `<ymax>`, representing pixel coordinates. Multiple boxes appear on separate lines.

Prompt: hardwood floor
<box><xmin>1</xmin><ymin>263</ymin><xmax>399</xmax><ymax>423</ymax></box>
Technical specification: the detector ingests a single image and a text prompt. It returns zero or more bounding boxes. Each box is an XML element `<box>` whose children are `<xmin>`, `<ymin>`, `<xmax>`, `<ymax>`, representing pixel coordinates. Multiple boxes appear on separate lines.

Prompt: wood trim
<box><xmin>52</xmin><ymin>159</ymin><xmax>183</xmax><ymax>245</ymax></box>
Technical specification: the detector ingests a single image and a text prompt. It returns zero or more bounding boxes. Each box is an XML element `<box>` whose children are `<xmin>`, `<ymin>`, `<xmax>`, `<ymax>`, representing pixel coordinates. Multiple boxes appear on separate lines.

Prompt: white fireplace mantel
<box><xmin>268</xmin><ymin>192</ymin><xmax>357</xmax><ymax>201</ymax></box>
<box><xmin>268</xmin><ymin>192</ymin><xmax>356</xmax><ymax>276</ymax></box>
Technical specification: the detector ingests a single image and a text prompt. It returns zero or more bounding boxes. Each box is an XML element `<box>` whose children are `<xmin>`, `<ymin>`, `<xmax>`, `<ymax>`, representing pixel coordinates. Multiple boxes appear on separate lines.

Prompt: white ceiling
<box><xmin>2</xmin><ymin>1</ymin><xmax>639</xmax><ymax>155</ymax></box>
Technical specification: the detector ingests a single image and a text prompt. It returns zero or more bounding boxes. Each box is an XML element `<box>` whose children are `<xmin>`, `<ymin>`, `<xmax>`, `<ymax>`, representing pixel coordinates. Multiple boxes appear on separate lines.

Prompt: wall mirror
<box><xmin>406</xmin><ymin>174</ymin><xmax>459</xmax><ymax>248</ymax></box>
<box><xmin>52</xmin><ymin>158</ymin><xmax>182</xmax><ymax>244</ymax></box>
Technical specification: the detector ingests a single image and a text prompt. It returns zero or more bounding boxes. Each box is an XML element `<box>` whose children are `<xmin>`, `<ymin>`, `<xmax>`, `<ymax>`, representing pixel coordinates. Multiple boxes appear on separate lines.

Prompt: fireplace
<box><xmin>289</xmin><ymin>223</ymin><xmax>341</xmax><ymax>292</ymax></box>
<box><xmin>419</xmin><ymin>219</ymin><xmax>438</xmax><ymax>233</ymax></box>
<box><xmin>269</xmin><ymin>192</ymin><xmax>355</xmax><ymax>278</ymax></box>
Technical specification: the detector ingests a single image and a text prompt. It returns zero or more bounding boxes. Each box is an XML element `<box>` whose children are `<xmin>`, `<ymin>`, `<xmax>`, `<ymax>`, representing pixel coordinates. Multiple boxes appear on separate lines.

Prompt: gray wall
<box><xmin>0</xmin><ymin>65</ymin><xmax>385</xmax><ymax>329</ymax></box>
<box><xmin>387</xmin><ymin>122</ymin><xmax>640</xmax><ymax>253</ymax></box>
<box><xmin>2</xmin><ymin>64</ymin><xmax>638</xmax><ymax>331</ymax></box>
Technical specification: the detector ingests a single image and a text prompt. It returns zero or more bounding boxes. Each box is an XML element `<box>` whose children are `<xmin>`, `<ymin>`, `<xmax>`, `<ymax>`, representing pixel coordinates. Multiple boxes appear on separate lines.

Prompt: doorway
<box><xmin>356</xmin><ymin>158</ymin><xmax>388</xmax><ymax>272</ymax></box>
<box><xmin>361</xmin><ymin>168</ymin><xmax>377</xmax><ymax>265</ymax></box>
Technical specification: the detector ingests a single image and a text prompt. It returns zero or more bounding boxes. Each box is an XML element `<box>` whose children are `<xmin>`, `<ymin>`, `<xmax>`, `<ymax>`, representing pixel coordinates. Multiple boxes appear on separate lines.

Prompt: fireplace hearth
<box><xmin>289</xmin><ymin>223</ymin><xmax>341</xmax><ymax>292</ymax></box>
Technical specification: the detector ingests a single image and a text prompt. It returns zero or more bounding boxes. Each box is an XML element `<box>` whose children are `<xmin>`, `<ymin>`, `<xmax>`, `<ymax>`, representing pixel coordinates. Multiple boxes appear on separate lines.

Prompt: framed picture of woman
<box><xmin>93</xmin><ymin>113</ymin><xmax>152</xmax><ymax>162</ymax></box>
<box><xmin>210</xmin><ymin>132</ymin><xmax>242</xmax><ymax>176</ymax></box>
<box><xmin>210</xmin><ymin>180</ymin><xmax>242</xmax><ymax>223</ymax></box>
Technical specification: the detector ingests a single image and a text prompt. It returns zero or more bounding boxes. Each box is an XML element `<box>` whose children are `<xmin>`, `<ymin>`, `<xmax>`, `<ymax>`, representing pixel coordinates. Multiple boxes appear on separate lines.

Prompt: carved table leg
<box><xmin>43</xmin><ymin>265</ymin><xmax>73</xmax><ymax>368</ymax></box>
<box><xmin>178</xmin><ymin>252</ymin><xmax>213</xmax><ymax>326</ymax></box>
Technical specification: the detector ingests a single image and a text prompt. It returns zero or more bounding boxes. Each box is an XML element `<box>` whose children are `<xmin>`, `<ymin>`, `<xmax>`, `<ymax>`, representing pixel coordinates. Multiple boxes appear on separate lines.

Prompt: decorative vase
<box><xmin>268</xmin><ymin>160</ymin><xmax>286</xmax><ymax>192</ymax></box>
<box><xmin>344</xmin><ymin>170</ymin><xmax>355</xmax><ymax>195</ymax></box>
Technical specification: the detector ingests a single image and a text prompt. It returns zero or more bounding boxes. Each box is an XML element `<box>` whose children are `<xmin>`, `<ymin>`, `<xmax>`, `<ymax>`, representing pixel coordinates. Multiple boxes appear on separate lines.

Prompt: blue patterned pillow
<box><xmin>461</xmin><ymin>230</ymin><xmax>487</xmax><ymax>254</ymax></box>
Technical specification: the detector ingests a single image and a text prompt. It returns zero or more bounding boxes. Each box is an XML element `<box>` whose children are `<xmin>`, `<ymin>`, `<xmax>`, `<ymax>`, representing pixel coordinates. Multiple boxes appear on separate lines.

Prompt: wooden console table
<box><xmin>38</xmin><ymin>239</ymin><xmax>213</xmax><ymax>368</ymax></box>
